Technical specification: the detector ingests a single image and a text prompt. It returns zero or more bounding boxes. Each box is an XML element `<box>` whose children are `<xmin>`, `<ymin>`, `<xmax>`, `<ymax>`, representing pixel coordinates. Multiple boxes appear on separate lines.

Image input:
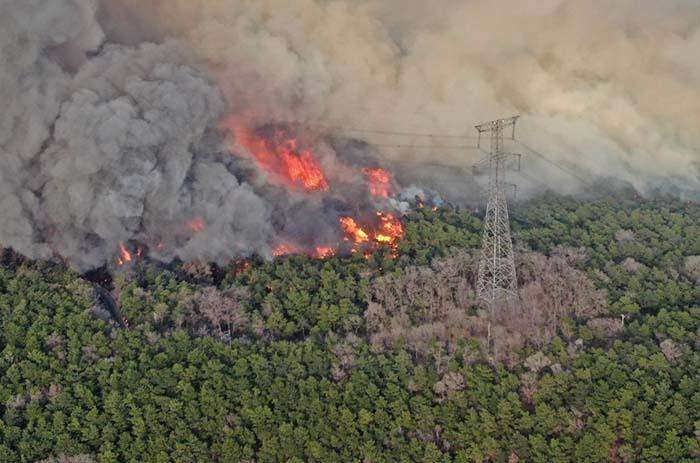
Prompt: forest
<box><xmin>0</xmin><ymin>192</ymin><xmax>698</xmax><ymax>462</ymax></box>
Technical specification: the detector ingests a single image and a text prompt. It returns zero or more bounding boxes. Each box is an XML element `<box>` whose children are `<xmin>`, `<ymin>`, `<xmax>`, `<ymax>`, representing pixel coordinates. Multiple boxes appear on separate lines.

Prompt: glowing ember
<box><xmin>363</xmin><ymin>167</ymin><xmax>393</xmax><ymax>198</ymax></box>
<box><xmin>273</xmin><ymin>243</ymin><xmax>338</xmax><ymax>259</ymax></box>
<box><xmin>185</xmin><ymin>217</ymin><xmax>206</xmax><ymax>233</ymax></box>
<box><xmin>340</xmin><ymin>217</ymin><xmax>370</xmax><ymax>244</ymax></box>
<box><xmin>315</xmin><ymin>247</ymin><xmax>336</xmax><ymax>259</ymax></box>
<box><xmin>232</xmin><ymin>259</ymin><xmax>252</xmax><ymax>276</ymax></box>
<box><xmin>223</xmin><ymin>120</ymin><xmax>329</xmax><ymax>192</ymax></box>
<box><xmin>273</xmin><ymin>243</ymin><xmax>299</xmax><ymax>257</ymax></box>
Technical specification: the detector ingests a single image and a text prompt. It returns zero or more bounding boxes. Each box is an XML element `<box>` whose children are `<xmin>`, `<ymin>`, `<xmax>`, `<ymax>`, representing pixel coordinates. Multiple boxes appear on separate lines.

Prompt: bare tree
<box><xmin>614</xmin><ymin>229</ymin><xmax>635</xmax><ymax>243</ymax></box>
<box><xmin>195</xmin><ymin>286</ymin><xmax>249</xmax><ymax>344</ymax></box>
<box><xmin>660</xmin><ymin>339</ymin><xmax>684</xmax><ymax>363</ymax></box>
<box><xmin>197</xmin><ymin>287</ymin><xmax>227</xmax><ymax>337</ymax></box>
<box><xmin>683</xmin><ymin>255</ymin><xmax>700</xmax><ymax>285</ymax></box>
<box><xmin>221</xmin><ymin>285</ymin><xmax>250</xmax><ymax>341</ymax></box>
<box><xmin>621</xmin><ymin>257</ymin><xmax>644</xmax><ymax>273</ymax></box>
<box><xmin>181</xmin><ymin>261</ymin><xmax>214</xmax><ymax>285</ymax></box>
<box><xmin>365</xmin><ymin>247</ymin><xmax>608</xmax><ymax>363</ymax></box>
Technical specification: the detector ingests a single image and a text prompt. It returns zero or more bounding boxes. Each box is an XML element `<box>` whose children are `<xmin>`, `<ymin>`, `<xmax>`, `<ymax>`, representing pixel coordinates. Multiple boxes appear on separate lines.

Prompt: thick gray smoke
<box><xmin>1</xmin><ymin>0</ymin><xmax>272</xmax><ymax>271</ymax></box>
<box><xmin>1</xmin><ymin>0</ymin><xmax>699</xmax><ymax>270</ymax></box>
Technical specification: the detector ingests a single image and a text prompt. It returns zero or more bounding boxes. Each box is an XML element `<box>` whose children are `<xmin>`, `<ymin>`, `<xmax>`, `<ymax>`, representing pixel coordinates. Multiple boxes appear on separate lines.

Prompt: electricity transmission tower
<box><xmin>472</xmin><ymin>116</ymin><xmax>521</xmax><ymax>309</ymax></box>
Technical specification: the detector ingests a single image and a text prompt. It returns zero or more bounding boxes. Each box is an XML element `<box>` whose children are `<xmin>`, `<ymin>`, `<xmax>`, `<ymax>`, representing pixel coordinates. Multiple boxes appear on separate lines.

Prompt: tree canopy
<box><xmin>1</xmin><ymin>194</ymin><xmax>698</xmax><ymax>462</ymax></box>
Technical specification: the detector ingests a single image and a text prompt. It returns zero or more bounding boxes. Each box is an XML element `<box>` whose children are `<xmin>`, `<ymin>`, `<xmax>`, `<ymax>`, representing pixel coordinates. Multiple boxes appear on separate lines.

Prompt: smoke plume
<box><xmin>1</xmin><ymin>0</ymin><xmax>699</xmax><ymax>270</ymax></box>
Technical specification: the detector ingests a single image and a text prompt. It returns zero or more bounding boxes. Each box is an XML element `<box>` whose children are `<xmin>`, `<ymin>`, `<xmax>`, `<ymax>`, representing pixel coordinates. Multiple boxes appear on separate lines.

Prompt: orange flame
<box><xmin>117</xmin><ymin>242</ymin><xmax>133</xmax><ymax>266</ymax></box>
<box><xmin>377</xmin><ymin>212</ymin><xmax>404</xmax><ymax>244</ymax></box>
<box><xmin>272</xmin><ymin>212</ymin><xmax>404</xmax><ymax>261</ymax></box>
<box><xmin>314</xmin><ymin>246</ymin><xmax>336</xmax><ymax>259</ymax></box>
<box><xmin>363</xmin><ymin>167</ymin><xmax>393</xmax><ymax>198</ymax></box>
<box><xmin>339</xmin><ymin>212</ymin><xmax>405</xmax><ymax>254</ymax></box>
<box><xmin>223</xmin><ymin>119</ymin><xmax>329</xmax><ymax>192</ymax></box>
<box><xmin>340</xmin><ymin>217</ymin><xmax>370</xmax><ymax>244</ymax></box>
<box><xmin>273</xmin><ymin>243</ymin><xmax>299</xmax><ymax>257</ymax></box>
<box><xmin>282</xmin><ymin>145</ymin><xmax>329</xmax><ymax>191</ymax></box>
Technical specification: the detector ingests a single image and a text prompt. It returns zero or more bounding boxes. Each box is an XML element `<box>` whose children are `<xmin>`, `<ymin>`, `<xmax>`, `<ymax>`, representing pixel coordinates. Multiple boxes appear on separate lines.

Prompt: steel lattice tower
<box><xmin>473</xmin><ymin>116</ymin><xmax>521</xmax><ymax>309</ymax></box>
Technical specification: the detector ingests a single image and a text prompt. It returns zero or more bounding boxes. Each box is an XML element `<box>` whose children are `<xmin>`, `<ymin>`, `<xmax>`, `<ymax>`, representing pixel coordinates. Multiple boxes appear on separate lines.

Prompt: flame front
<box><xmin>273</xmin><ymin>243</ymin><xmax>300</xmax><ymax>257</ymax></box>
<box><xmin>314</xmin><ymin>247</ymin><xmax>336</xmax><ymax>259</ymax></box>
<box><xmin>272</xmin><ymin>212</ymin><xmax>405</xmax><ymax>260</ymax></box>
<box><xmin>339</xmin><ymin>212</ymin><xmax>405</xmax><ymax>254</ymax></box>
<box><xmin>376</xmin><ymin>213</ymin><xmax>404</xmax><ymax>244</ymax></box>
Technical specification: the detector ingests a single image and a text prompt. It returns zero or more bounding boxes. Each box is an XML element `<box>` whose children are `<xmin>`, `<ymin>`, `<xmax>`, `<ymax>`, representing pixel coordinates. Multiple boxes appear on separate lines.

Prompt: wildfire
<box><xmin>376</xmin><ymin>212</ymin><xmax>404</xmax><ymax>244</ymax></box>
<box><xmin>218</xmin><ymin>118</ymin><xmax>407</xmax><ymax>261</ymax></box>
<box><xmin>363</xmin><ymin>167</ymin><xmax>393</xmax><ymax>198</ymax></box>
<box><xmin>223</xmin><ymin>119</ymin><xmax>329</xmax><ymax>192</ymax></box>
<box><xmin>340</xmin><ymin>217</ymin><xmax>370</xmax><ymax>244</ymax></box>
<box><xmin>339</xmin><ymin>212</ymin><xmax>405</xmax><ymax>253</ymax></box>
<box><xmin>273</xmin><ymin>214</ymin><xmax>405</xmax><ymax>260</ymax></box>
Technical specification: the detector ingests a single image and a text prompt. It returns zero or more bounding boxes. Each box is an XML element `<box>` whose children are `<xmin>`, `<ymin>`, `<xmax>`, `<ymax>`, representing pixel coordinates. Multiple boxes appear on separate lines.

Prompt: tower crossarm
<box><xmin>472</xmin><ymin>152</ymin><xmax>521</xmax><ymax>175</ymax></box>
<box><xmin>474</xmin><ymin>115</ymin><xmax>519</xmax><ymax>133</ymax></box>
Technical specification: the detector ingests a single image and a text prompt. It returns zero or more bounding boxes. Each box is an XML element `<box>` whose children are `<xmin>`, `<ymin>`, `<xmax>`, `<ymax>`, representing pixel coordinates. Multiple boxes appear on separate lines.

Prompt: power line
<box><xmin>364</xmin><ymin>142</ymin><xmax>480</xmax><ymax>150</ymax></box>
<box><xmin>311</xmin><ymin>101</ymin><xmax>481</xmax><ymax>133</ymax></box>
<box><xmin>515</xmin><ymin>141</ymin><xmax>595</xmax><ymax>189</ymax></box>
<box><xmin>295</xmin><ymin>122</ymin><xmax>480</xmax><ymax>139</ymax></box>
<box><xmin>516</xmin><ymin>169</ymin><xmax>550</xmax><ymax>190</ymax></box>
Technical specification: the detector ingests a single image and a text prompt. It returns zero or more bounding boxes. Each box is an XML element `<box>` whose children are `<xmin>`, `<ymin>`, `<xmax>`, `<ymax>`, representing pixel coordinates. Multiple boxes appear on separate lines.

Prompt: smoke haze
<box><xmin>1</xmin><ymin>0</ymin><xmax>699</xmax><ymax>270</ymax></box>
